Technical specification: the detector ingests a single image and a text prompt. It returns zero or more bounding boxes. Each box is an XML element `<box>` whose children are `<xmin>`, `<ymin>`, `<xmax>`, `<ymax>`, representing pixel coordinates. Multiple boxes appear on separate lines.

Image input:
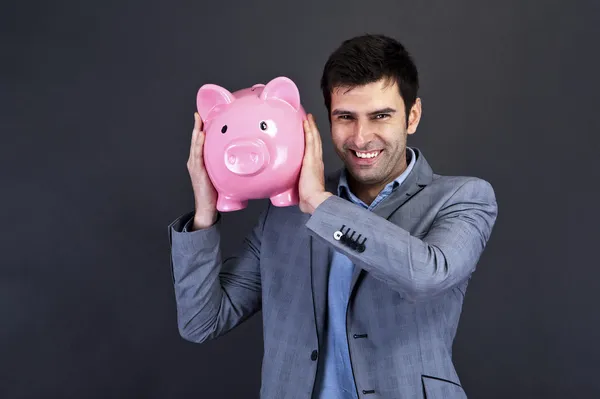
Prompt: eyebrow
<box><xmin>331</xmin><ymin>107</ymin><xmax>397</xmax><ymax>117</ymax></box>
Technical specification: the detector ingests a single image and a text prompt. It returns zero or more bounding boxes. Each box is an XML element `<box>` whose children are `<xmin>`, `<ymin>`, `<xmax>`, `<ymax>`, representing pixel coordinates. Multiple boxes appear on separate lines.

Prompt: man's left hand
<box><xmin>298</xmin><ymin>113</ymin><xmax>333</xmax><ymax>214</ymax></box>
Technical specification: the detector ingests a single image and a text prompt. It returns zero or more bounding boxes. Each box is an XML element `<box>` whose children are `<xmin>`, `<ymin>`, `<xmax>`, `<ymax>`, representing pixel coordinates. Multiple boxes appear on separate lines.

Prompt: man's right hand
<box><xmin>187</xmin><ymin>112</ymin><xmax>218</xmax><ymax>231</ymax></box>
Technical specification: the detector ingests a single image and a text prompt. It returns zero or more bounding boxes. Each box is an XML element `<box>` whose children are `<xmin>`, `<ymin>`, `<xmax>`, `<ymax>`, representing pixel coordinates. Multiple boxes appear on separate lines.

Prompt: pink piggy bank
<box><xmin>196</xmin><ymin>76</ymin><xmax>306</xmax><ymax>212</ymax></box>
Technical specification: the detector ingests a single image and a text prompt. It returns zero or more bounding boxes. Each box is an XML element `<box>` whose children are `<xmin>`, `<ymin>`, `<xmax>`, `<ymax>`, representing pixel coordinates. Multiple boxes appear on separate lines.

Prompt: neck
<box><xmin>348</xmin><ymin>181</ymin><xmax>384</xmax><ymax>206</ymax></box>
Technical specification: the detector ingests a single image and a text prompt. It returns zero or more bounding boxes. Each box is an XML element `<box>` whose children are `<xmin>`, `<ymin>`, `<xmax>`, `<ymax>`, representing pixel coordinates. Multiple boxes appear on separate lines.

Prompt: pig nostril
<box><xmin>250</xmin><ymin>153</ymin><xmax>258</xmax><ymax>163</ymax></box>
<box><xmin>228</xmin><ymin>155</ymin><xmax>236</xmax><ymax>164</ymax></box>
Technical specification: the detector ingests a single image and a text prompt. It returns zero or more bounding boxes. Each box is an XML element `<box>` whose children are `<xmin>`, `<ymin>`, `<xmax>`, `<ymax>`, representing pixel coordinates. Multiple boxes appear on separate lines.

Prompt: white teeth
<box><xmin>354</xmin><ymin>151</ymin><xmax>380</xmax><ymax>159</ymax></box>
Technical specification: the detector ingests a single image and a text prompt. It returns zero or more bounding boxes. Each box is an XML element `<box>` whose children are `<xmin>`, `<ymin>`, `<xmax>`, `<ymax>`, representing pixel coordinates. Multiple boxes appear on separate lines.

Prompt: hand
<box><xmin>298</xmin><ymin>113</ymin><xmax>333</xmax><ymax>214</ymax></box>
<box><xmin>187</xmin><ymin>112</ymin><xmax>218</xmax><ymax>230</ymax></box>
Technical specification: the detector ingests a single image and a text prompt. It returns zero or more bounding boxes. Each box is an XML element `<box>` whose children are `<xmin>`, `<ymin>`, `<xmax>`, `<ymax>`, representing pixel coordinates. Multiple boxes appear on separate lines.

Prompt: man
<box><xmin>168</xmin><ymin>34</ymin><xmax>498</xmax><ymax>399</ymax></box>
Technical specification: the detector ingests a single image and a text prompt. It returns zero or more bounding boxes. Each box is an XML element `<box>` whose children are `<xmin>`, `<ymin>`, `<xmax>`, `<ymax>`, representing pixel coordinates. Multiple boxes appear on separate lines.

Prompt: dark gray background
<box><xmin>2</xmin><ymin>0</ymin><xmax>598</xmax><ymax>397</ymax></box>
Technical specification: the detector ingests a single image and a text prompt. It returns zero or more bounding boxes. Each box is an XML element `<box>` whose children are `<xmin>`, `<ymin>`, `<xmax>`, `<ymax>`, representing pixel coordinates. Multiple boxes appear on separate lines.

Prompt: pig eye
<box><xmin>260</xmin><ymin>121</ymin><xmax>267</xmax><ymax>131</ymax></box>
<box><xmin>221</xmin><ymin>125</ymin><xmax>227</xmax><ymax>133</ymax></box>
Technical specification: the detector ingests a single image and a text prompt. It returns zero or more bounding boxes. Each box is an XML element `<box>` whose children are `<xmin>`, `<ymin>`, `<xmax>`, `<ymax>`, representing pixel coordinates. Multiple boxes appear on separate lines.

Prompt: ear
<box><xmin>196</xmin><ymin>84</ymin><xmax>235</xmax><ymax>122</ymax></box>
<box><xmin>260</xmin><ymin>76</ymin><xmax>301</xmax><ymax>111</ymax></box>
<box><xmin>407</xmin><ymin>98</ymin><xmax>422</xmax><ymax>135</ymax></box>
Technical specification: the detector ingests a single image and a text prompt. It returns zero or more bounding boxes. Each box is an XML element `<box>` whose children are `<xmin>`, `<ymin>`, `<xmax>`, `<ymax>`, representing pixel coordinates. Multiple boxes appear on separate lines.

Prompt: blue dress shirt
<box><xmin>312</xmin><ymin>148</ymin><xmax>416</xmax><ymax>398</ymax></box>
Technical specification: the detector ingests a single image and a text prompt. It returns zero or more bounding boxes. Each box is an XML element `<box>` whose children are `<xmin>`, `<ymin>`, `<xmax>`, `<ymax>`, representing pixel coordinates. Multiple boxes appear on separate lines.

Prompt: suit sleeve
<box><xmin>305</xmin><ymin>178</ymin><xmax>498</xmax><ymax>301</ymax></box>
<box><xmin>167</xmin><ymin>205</ymin><xmax>268</xmax><ymax>343</ymax></box>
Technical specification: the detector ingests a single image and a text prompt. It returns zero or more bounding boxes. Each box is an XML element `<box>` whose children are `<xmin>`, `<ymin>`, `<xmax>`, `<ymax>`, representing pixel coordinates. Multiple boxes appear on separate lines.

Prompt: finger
<box><xmin>302</xmin><ymin>119</ymin><xmax>314</xmax><ymax>162</ymax></box>
<box><xmin>303</xmin><ymin>118</ymin><xmax>312</xmax><ymax>147</ymax></box>
<box><xmin>194</xmin><ymin>131</ymin><xmax>206</xmax><ymax>164</ymax></box>
<box><xmin>191</xmin><ymin>113</ymin><xmax>205</xmax><ymax>163</ymax></box>
<box><xmin>308</xmin><ymin>114</ymin><xmax>322</xmax><ymax>158</ymax></box>
<box><xmin>189</xmin><ymin>113</ymin><xmax>200</xmax><ymax>162</ymax></box>
<box><xmin>308</xmin><ymin>114</ymin><xmax>320</xmax><ymax>146</ymax></box>
<box><xmin>194</xmin><ymin>111</ymin><xmax>204</xmax><ymax>132</ymax></box>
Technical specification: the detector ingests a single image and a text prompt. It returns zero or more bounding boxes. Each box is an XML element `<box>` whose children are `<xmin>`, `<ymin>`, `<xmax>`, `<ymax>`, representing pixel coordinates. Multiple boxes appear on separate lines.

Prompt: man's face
<box><xmin>329</xmin><ymin>78</ymin><xmax>421</xmax><ymax>192</ymax></box>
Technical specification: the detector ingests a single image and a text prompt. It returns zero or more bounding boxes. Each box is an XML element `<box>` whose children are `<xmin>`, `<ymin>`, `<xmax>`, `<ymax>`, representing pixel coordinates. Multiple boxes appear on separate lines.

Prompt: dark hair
<box><xmin>320</xmin><ymin>34</ymin><xmax>419</xmax><ymax>124</ymax></box>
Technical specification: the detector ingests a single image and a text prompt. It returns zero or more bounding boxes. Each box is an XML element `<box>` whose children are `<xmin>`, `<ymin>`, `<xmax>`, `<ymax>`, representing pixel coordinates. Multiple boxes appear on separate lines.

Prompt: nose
<box><xmin>224</xmin><ymin>139</ymin><xmax>269</xmax><ymax>176</ymax></box>
<box><xmin>352</xmin><ymin>121</ymin><xmax>371</xmax><ymax>149</ymax></box>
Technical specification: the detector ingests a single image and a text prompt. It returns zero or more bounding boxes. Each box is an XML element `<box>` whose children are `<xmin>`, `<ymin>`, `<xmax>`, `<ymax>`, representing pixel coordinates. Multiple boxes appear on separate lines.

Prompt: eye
<box><xmin>221</xmin><ymin>125</ymin><xmax>227</xmax><ymax>133</ymax></box>
<box><xmin>375</xmin><ymin>114</ymin><xmax>390</xmax><ymax>119</ymax></box>
<box><xmin>260</xmin><ymin>121</ymin><xmax>267</xmax><ymax>130</ymax></box>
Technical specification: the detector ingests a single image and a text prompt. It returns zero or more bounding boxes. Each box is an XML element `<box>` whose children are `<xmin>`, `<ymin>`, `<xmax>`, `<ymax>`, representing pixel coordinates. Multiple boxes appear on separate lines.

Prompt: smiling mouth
<box><xmin>352</xmin><ymin>150</ymin><xmax>382</xmax><ymax>159</ymax></box>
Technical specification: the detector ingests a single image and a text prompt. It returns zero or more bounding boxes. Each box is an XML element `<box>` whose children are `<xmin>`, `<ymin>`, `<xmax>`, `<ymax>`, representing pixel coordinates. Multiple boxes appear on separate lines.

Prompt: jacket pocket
<box><xmin>422</xmin><ymin>375</ymin><xmax>467</xmax><ymax>399</ymax></box>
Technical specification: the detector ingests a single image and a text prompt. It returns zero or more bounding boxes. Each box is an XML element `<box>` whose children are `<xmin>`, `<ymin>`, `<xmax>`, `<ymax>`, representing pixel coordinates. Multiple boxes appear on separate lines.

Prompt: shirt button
<box><xmin>310</xmin><ymin>350</ymin><xmax>318</xmax><ymax>361</ymax></box>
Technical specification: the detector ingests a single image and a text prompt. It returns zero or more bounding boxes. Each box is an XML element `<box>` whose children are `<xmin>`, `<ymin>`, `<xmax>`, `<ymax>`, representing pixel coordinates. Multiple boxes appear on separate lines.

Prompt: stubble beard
<box><xmin>342</xmin><ymin>143</ymin><xmax>407</xmax><ymax>189</ymax></box>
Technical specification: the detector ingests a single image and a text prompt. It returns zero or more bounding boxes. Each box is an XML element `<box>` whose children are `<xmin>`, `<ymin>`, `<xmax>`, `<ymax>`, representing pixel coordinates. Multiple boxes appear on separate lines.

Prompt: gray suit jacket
<box><xmin>168</xmin><ymin>148</ymin><xmax>498</xmax><ymax>399</ymax></box>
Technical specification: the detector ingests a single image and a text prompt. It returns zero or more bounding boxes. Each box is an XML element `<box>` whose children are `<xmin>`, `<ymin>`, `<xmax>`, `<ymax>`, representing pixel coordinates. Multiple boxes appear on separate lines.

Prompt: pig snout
<box><xmin>224</xmin><ymin>139</ymin><xmax>270</xmax><ymax>176</ymax></box>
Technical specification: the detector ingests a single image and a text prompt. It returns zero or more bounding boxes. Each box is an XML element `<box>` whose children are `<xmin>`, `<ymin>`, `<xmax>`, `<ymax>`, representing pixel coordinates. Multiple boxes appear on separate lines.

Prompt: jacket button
<box><xmin>310</xmin><ymin>350</ymin><xmax>318</xmax><ymax>361</ymax></box>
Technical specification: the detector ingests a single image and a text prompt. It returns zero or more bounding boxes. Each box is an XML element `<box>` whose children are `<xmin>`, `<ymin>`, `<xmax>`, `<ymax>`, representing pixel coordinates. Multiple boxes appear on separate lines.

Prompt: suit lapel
<box><xmin>348</xmin><ymin>148</ymin><xmax>434</xmax><ymax>295</ymax></box>
<box><xmin>309</xmin><ymin>170</ymin><xmax>341</xmax><ymax>345</ymax></box>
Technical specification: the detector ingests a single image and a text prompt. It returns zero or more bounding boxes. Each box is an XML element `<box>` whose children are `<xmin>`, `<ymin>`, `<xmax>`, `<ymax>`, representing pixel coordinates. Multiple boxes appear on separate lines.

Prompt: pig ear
<box><xmin>196</xmin><ymin>84</ymin><xmax>235</xmax><ymax>121</ymax></box>
<box><xmin>260</xmin><ymin>76</ymin><xmax>301</xmax><ymax>111</ymax></box>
